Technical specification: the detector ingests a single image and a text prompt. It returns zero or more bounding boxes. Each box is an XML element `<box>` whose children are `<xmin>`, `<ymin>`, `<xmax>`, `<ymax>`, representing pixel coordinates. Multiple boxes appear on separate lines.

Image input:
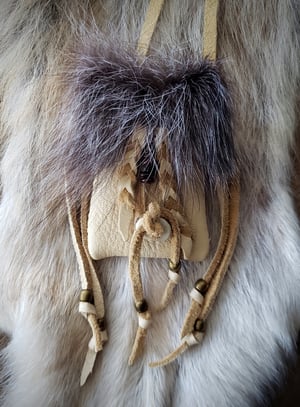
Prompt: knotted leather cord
<box><xmin>149</xmin><ymin>182</ymin><xmax>240</xmax><ymax>367</ymax></box>
<box><xmin>128</xmin><ymin>202</ymin><xmax>181</xmax><ymax>364</ymax></box>
<box><xmin>80</xmin><ymin>195</ymin><xmax>108</xmax><ymax>384</ymax></box>
<box><xmin>180</xmin><ymin>188</ymin><xmax>230</xmax><ymax>339</ymax></box>
<box><xmin>66</xmin><ymin>192</ymin><xmax>107</xmax><ymax>385</ymax></box>
<box><xmin>81</xmin><ymin>196</ymin><xmax>107</xmax><ymax>336</ymax></box>
<box><xmin>156</xmin><ymin>142</ymin><xmax>192</xmax><ymax>309</ymax></box>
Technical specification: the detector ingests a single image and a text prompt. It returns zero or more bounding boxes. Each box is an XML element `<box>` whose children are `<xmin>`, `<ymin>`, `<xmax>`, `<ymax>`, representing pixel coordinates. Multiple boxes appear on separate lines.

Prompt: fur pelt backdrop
<box><xmin>0</xmin><ymin>1</ymin><xmax>300</xmax><ymax>406</ymax></box>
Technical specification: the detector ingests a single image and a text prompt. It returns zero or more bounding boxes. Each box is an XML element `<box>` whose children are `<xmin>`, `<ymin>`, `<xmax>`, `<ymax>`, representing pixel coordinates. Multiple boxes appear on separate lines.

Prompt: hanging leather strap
<box><xmin>203</xmin><ymin>0</ymin><xmax>218</xmax><ymax>59</ymax></box>
<box><xmin>137</xmin><ymin>0</ymin><xmax>165</xmax><ymax>56</ymax></box>
<box><xmin>66</xmin><ymin>192</ymin><xmax>107</xmax><ymax>385</ymax></box>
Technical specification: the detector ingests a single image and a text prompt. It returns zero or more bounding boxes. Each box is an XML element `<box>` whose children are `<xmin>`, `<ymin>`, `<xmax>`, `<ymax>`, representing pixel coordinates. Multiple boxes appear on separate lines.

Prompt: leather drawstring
<box><xmin>149</xmin><ymin>181</ymin><xmax>240</xmax><ymax>367</ymax></box>
<box><xmin>128</xmin><ymin>201</ymin><xmax>181</xmax><ymax>364</ymax></box>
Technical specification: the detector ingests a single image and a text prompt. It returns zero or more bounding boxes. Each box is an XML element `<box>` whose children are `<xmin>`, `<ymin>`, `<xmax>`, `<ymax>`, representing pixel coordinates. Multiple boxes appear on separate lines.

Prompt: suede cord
<box><xmin>203</xmin><ymin>0</ymin><xmax>218</xmax><ymax>59</ymax></box>
<box><xmin>149</xmin><ymin>181</ymin><xmax>240</xmax><ymax>367</ymax></box>
<box><xmin>66</xmin><ymin>192</ymin><xmax>107</xmax><ymax>385</ymax></box>
<box><xmin>127</xmin><ymin>202</ymin><xmax>182</xmax><ymax>364</ymax></box>
<box><xmin>136</xmin><ymin>0</ymin><xmax>165</xmax><ymax>56</ymax></box>
<box><xmin>180</xmin><ymin>188</ymin><xmax>230</xmax><ymax>339</ymax></box>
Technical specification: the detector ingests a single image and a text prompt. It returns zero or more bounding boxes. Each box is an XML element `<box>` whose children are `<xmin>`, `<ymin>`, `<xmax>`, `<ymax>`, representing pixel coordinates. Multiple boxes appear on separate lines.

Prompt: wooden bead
<box><xmin>194</xmin><ymin>319</ymin><xmax>205</xmax><ymax>332</ymax></box>
<box><xmin>80</xmin><ymin>289</ymin><xmax>94</xmax><ymax>304</ymax></box>
<box><xmin>194</xmin><ymin>278</ymin><xmax>208</xmax><ymax>295</ymax></box>
<box><xmin>135</xmin><ymin>299</ymin><xmax>148</xmax><ymax>313</ymax></box>
<box><xmin>98</xmin><ymin>318</ymin><xmax>106</xmax><ymax>331</ymax></box>
<box><xmin>168</xmin><ymin>259</ymin><xmax>181</xmax><ymax>272</ymax></box>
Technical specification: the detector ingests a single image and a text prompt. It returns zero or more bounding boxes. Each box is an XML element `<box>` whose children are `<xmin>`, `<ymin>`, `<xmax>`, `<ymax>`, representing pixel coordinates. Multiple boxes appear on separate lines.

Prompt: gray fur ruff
<box><xmin>53</xmin><ymin>43</ymin><xmax>235</xmax><ymax>200</ymax></box>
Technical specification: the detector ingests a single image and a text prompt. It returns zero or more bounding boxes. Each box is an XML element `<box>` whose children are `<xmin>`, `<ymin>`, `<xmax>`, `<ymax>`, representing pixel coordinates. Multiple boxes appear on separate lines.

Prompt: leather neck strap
<box><xmin>138</xmin><ymin>0</ymin><xmax>219</xmax><ymax>58</ymax></box>
<box><xmin>137</xmin><ymin>0</ymin><xmax>165</xmax><ymax>56</ymax></box>
<box><xmin>203</xmin><ymin>0</ymin><xmax>218</xmax><ymax>58</ymax></box>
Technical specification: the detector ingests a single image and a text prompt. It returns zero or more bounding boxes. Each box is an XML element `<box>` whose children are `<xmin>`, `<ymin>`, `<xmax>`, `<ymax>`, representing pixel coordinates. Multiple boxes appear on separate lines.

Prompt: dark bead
<box><xmin>98</xmin><ymin>318</ymin><xmax>106</xmax><ymax>331</ymax></box>
<box><xmin>194</xmin><ymin>319</ymin><xmax>205</xmax><ymax>332</ymax></box>
<box><xmin>194</xmin><ymin>279</ymin><xmax>208</xmax><ymax>295</ymax></box>
<box><xmin>135</xmin><ymin>299</ymin><xmax>148</xmax><ymax>313</ymax></box>
<box><xmin>138</xmin><ymin>167</ymin><xmax>157</xmax><ymax>183</ymax></box>
<box><xmin>80</xmin><ymin>289</ymin><xmax>94</xmax><ymax>304</ymax></box>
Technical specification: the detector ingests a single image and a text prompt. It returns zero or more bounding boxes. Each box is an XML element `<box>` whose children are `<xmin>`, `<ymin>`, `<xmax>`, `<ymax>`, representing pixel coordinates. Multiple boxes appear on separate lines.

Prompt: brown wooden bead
<box><xmin>194</xmin><ymin>319</ymin><xmax>205</xmax><ymax>332</ymax></box>
<box><xmin>80</xmin><ymin>289</ymin><xmax>94</xmax><ymax>304</ymax></box>
<box><xmin>135</xmin><ymin>299</ymin><xmax>148</xmax><ymax>313</ymax></box>
<box><xmin>194</xmin><ymin>278</ymin><xmax>208</xmax><ymax>294</ymax></box>
<box><xmin>98</xmin><ymin>318</ymin><xmax>106</xmax><ymax>331</ymax></box>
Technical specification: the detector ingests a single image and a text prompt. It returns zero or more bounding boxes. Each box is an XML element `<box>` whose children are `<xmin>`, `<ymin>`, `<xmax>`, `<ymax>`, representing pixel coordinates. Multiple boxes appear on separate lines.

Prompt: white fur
<box><xmin>0</xmin><ymin>1</ymin><xmax>300</xmax><ymax>406</ymax></box>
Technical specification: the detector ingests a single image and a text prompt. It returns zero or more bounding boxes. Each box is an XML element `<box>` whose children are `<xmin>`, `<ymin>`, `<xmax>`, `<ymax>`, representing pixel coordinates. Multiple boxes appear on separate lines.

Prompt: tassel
<box><xmin>80</xmin><ymin>337</ymin><xmax>97</xmax><ymax>386</ymax></box>
<box><xmin>157</xmin><ymin>261</ymin><xmax>181</xmax><ymax>311</ymax></box>
<box><xmin>149</xmin><ymin>332</ymin><xmax>204</xmax><ymax>368</ymax></box>
<box><xmin>129</xmin><ymin>311</ymin><xmax>152</xmax><ymax>365</ymax></box>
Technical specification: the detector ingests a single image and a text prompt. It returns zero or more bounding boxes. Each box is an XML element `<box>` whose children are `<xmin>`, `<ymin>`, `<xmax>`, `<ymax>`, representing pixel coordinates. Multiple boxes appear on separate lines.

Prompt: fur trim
<box><xmin>51</xmin><ymin>42</ymin><xmax>234</xmax><ymax>200</ymax></box>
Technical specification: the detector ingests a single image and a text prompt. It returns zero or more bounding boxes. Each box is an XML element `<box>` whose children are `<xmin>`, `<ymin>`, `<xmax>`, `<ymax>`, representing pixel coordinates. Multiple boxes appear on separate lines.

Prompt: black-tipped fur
<box><xmin>53</xmin><ymin>43</ymin><xmax>235</xmax><ymax>199</ymax></box>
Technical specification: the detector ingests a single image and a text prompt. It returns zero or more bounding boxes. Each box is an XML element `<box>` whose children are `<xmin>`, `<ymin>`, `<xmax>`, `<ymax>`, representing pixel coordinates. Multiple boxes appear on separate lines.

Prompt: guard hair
<box><xmin>0</xmin><ymin>1</ymin><xmax>300</xmax><ymax>406</ymax></box>
<box><xmin>48</xmin><ymin>40</ymin><xmax>234</xmax><ymax>203</ymax></box>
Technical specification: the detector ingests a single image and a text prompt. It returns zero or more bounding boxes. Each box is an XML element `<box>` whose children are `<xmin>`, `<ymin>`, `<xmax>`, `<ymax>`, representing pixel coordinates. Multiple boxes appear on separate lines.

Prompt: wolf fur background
<box><xmin>0</xmin><ymin>1</ymin><xmax>300</xmax><ymax>406</ymax></box>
